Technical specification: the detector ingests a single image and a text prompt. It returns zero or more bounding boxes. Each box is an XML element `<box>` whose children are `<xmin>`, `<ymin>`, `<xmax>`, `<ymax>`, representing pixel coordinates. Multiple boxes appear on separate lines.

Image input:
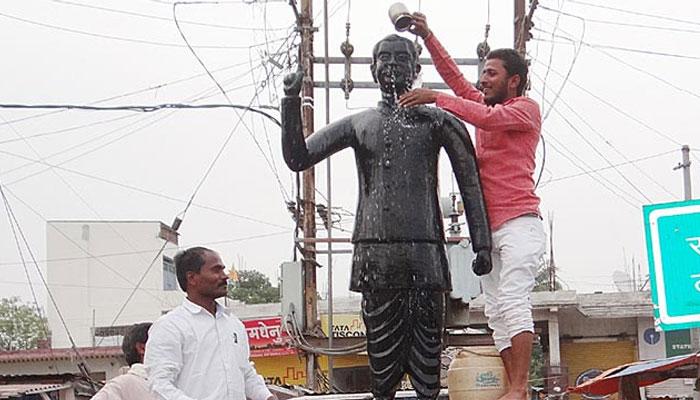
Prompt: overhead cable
<box><xmin>538</xmin><ymin>128</ymin><xmax>642</xmax><ymax>209</ymax></box>
<box><xmin>0</xmin><ymin>57</ymin><xmax>265</xmax><ymax>127</ymax></box>
<box><xmin>532</xmin><ymin>22</ymin><xmax>700</xmax><ymax>102</ymax></box>
<box><xmin>531</xmin><ymin>81</ymin><xmax>654</xmax><ymax>202</ymax></box>
<box><xmin>0</xmin><ymin>148</ymin><xmax>291</xmax><ymax>228</ymax></box>
<box><xmin>539</xmin><ymin>5</ymin><xmax>700</xmax><ymax>34</ymax></box>
<box><xmin>0</xmin><ymin>10</ymin><xmax>288</xmax><ymax>50</ymax></box>
<box><xmin>0</xmin><ymin>183</ymin><xmax>98</xmax><ymax>390</ymax></box>
<box><xmin>49</xmin><ymin>0</ymin><xmax>291</xmax><ymax>31</ymax></box>
<box><xmin>2</xmin><ymin>185</ymin><xmax>168</xmax><ymax>304</ymax></box>
<box><xmin>2</xmin><ymin>60</ymin><xmax>272</xmax><ymax>182</ymax></box>
<box><xmin>173</xmin><ymin>1</ymin><xmax>297</xmax><ymax>219</ymax></box>
<box><xmin>563</xmin><ymin>0</ymin><xmax>700</xmax><ymax>27</ymax></box>
<box><xmin>546</xmin><ymin>150</ymin><xmax>677</xmax><ymax>183</ymax></box>
<box><xmin>0</xmin><ymin>103</ymin><xmax>280</xmax><ymax>125</ymax></box>
<box><xmin>0</xmin><ymin>230</ymin><xmax>290</xmax><ymax>268</ymax></box>
<box><xmin>531</xmin><ymin>71</ymin><xmax>677</xmax><ymax>198</ymax></box>
<box><xmin>530</xmin><ymin>58</ymin><xmax>683</xmax><ymax>147</ymax></box>
<box><xmin>0</xmin><ymin>111</ymin><xmax>173</xmax><ymax>305</ymax></box>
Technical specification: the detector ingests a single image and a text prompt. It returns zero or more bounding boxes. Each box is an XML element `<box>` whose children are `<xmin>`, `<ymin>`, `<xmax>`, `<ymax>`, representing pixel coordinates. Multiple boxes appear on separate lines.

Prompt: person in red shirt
<box><xmin>400</xmin><ymin>13</ymin><xmax>546</xmax><ymax>400</ymax></box>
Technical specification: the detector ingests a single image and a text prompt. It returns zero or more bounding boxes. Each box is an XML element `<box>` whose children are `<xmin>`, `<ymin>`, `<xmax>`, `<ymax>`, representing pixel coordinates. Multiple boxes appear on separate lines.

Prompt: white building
<box><xmin>46</xmin><ymin>221</ymin><xmax>183</xmax><ymax>348</ymax></box>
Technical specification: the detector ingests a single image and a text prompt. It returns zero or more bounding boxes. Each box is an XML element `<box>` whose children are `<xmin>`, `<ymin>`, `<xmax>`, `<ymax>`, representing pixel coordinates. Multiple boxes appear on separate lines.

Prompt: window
<box><xmin>163</xmin><ymin>256</ymin><xmax>177</xmax><ymax>291</ymax></box>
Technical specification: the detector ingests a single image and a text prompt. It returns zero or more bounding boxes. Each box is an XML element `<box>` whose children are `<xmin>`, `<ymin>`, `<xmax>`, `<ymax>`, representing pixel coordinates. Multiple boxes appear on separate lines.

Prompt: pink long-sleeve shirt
<box><xmin>424</xmin><ymin>33</ymin><xmax>541</xmax><ymax>230</ymax></box>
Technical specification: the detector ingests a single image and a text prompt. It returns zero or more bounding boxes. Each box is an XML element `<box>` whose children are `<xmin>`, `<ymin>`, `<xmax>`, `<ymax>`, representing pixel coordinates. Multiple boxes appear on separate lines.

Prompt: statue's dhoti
<box><xmin>362</xmin><ymin>289</ymin><xmax>444</xmax><ymax>400</ymax></box>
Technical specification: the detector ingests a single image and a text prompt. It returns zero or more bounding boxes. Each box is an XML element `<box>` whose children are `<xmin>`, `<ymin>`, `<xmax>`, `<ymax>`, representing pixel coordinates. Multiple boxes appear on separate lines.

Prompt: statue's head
<box><xmin>370</xmin><ymin>34</ymin><xmax>421</xmax><ymax>96</ymax></box>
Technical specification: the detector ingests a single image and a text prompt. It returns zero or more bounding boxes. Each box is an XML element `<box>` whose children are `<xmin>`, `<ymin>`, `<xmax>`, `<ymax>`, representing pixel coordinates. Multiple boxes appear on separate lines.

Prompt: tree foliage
<box><xmin>228</xmin><ymin>270</ymin><xmax>280</xmax><ymax>304</ymax></box>
<box><xmin>533</xmin><ymin>259</ymin><xmax>563</xmax><ymax>292</ymax></box>
<box><xmin>0</xmin><ymin>297</ymin><xmax>49</xmax><ymax>350</ymax></box>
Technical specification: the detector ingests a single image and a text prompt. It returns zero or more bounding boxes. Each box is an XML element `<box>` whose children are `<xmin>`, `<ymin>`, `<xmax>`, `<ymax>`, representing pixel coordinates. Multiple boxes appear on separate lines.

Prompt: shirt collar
<box><xmin>182</xmin><ymin>297</ymin><xmax>229</xmax><ymax>317</ymax></box>
<box><xmin>503</xmin><ymin>95</ymin><xmax>524</xmax><ymax>106</ymax></box>
<box><xmin>129</xmin><ymin>363</ymin><xmax>148</xmax><ymax>379</ymax></box>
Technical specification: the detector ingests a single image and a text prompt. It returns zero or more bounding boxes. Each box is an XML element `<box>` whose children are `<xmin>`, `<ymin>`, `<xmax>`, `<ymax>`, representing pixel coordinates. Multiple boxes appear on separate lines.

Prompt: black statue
<box><xmin>281</xmin><ymin>34</ymin><xmax>492</xmax><ymax>400</ymax></box>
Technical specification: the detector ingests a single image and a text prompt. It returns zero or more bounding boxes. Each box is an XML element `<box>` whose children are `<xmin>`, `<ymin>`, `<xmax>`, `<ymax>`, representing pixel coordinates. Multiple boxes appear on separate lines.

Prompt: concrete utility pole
<box><xmin>299</xmin><ymin>0</ymin><xmax>318</xmax><ymax>390</ymax></box>
<box><xmin>680</xmin><ymin>145</ymin><xmax>692</xmax><ymax>200</ymax></box>
<box><xmin>548</xmin><ymin>213</ymin><xmax>556</xmax><ymax>291</ymax></box>
<box><xmin>514</xmin><ymin>0</ymin><xmax>527</xmax><ymax>56</ymax></box>
<box><xmin>322</xmin><ymin>0</ymin><xmax>334</xmax><ymax>389</ymax></box>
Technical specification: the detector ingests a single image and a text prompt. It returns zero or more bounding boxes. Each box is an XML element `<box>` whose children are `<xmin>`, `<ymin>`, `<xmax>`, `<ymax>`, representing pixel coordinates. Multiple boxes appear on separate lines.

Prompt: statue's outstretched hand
<box><xmin>472</xmin><ymin>249</ymin><xmax>492</xmax><ymax>276</ymax></box>
<box><xmin>284</xmin><ymin>71</ymin><xmax>303</xmax><ymax>97</ymax></box>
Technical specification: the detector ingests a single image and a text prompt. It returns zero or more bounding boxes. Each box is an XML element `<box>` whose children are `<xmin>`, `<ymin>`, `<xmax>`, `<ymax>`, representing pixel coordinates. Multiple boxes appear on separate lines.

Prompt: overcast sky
<box><xmin>1</xmin><ymin>0</ymin><xmax>699</xmax><ymax>309</ymax></box>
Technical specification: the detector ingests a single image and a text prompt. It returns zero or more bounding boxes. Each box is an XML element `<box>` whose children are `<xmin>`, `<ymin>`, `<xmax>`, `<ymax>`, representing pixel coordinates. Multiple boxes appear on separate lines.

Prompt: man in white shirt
<box><xmin>93</xmin><ymin>322</ymin><xmax>157</xmax><ymax>400</ymax></box>
<box><xmin>144</xmin><ymin>247</ymin><xmax>274</xmax><ymax>400</ymax></box>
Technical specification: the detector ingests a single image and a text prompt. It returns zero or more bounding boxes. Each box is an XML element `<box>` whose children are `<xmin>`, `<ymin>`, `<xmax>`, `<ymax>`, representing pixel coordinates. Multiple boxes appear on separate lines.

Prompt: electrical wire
<box><xmin>49</xmin><ymin>0</ymin><xmax>291</xmax><ymax>31</ymax></box>
<box><xmin>530</xmin><ymin>58</ymin><xmax>683</xmax><ymax>147</ymax></box>
<box><xmin>532</xmin><ymin>71</ymin><xmax>677</xmax><ymax>198</ymax></box>
<box><xmin>2</xmin><ymin>185</ymin><xmax>169</xmax><ymax>304</ymax></box>
<box><xmin>563</xmin><ymin>0</ymin><xmax>700</xmax><ymax>28</ymax></box>
<box><xmin>531</xmin><ymin>81</ymin><xmax>654</xmax><ymax>203</ymax></box>
<box><xmin>532</xmin><ymin>32</ymin><xmax>700</xmax><ymax>61</ymax></box>
<box><xmin>540</xmin><ymin>0</ymin><xmax>564</xmax><ymax>115</ymax></box>
<box><xmin>690</xmin><ymin>149</ymin><xmax>700</xmax><ymax>165</ymax></box>
<box><xmin>537</xmin><ymin>127</ymin><xmax>643</xmax><ymax>209</ymax></box>
<box><xmin>1</xmin><ymin>184</ymin><xmax>58</xmax><ymax>374</ymax></box>
<box><xmin>0</xmin><ymin>148</ymin><xmax>290</xmax><ymax>228</ymax></box>
<box><xmin>2</xmin><ymin>57</ymin><xmax>273</xmax><ymax>183</ymax></box>
<box><xmin>0</xmin><ymin>103</ymin><xmax>280</xmax><ymax>125</ymax></box>
<box><xmin>538</xmin><ymin>7</ymin><xmax>585</xmax><ymax>123</ymax></box>
<box><xmin>0</xmin><ymin>73</ymin><xmax>260</xmax><ymax>178</ymax></box>
<box><xmin>98</xmin><ymin>31</ymin><xmax>293</xmax><ymax>335</ymax></box>
<box><xmin>0</xmin><ymin>183</ymin><xmax>98</xmax><ymax>389</ymax></box>
<box><xmin>0</xmin><ymin>10</ymin><xmax>288</xmax><ymax>50</ymax></box>
<box><xmin>0</xmin><ymin>57</ymin><xmax>265</xmax><ymax>128</ymax></box>
<box><xmin>0</xmin><ymin>114</ymin><xmax>141</xmax><ymax>146</ymax></box>
<box><xmin>532</xmin><ymin>22</ymin><xmax>700</xmax><ymax>101</ymax></box>
<box><xmin>0</xmin><ymin>230</ymin><xmax>289</xmax><ymax>268</ymax></box>
<box><xmin>538</xmin><ymin>5</ymin><xmax>700</xmax><ymax>34</ymax></box>
<box><xmin>0</xmin><ymin>110</ymin><xmax>177</xmax><ymax>313</ymax></box>
<box><xmin>4</xmin><ymin>111</ymin><xmax>178</xmax><ymax>186</ymax></box>
<box><xmin>173</xmin><ymin>1</ymin><xmax>296</xmax><ymax>220</ymax></box>
<box><xmin>283</xmin><ymin>312</ymin><xmax>366</xmax><ymax>356</ymax></box>
<box><xmin>96</xmin><ymin>240</ymin><xmax>170</xmax><ymax>346</ymax></box>
<box><xmin>546</xmin><ymin>150</ymin><xmax>677</xmax><ymax>183</ymax></box>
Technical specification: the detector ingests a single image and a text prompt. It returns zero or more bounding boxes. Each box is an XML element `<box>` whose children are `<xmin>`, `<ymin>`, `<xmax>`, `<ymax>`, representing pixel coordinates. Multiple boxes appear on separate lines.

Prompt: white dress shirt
<box><xmin>92</xmin><ymin>363</ymin><xmax>157</xmax><ymax>400</ymax></box>
<box><xmin>144</xmin><ymin>298</ymin><xmax>272</xmax><ymax>400</ymax></box>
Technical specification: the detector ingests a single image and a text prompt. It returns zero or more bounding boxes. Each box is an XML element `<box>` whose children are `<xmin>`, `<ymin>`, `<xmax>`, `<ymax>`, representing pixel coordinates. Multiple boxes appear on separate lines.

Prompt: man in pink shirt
<box><xmin>399</xmin><ymin>13</ymin><xmax>546</xmax><ymax>400</ymax></box>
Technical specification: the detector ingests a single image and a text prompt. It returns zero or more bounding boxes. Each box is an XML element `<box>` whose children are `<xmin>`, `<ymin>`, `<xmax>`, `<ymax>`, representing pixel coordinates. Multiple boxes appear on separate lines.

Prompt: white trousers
<box><xmin>481</xmin><ymin>215</ymin><xmax>546</xmax><ymax>352</ymax></box>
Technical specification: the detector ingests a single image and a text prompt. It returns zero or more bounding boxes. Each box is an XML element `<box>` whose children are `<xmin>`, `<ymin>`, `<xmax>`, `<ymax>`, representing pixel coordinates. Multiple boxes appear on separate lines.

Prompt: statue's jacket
<box><xmin>282</xmin><ymin>95</ymin><xmax>491</xmax><ymax>292</ymax></box>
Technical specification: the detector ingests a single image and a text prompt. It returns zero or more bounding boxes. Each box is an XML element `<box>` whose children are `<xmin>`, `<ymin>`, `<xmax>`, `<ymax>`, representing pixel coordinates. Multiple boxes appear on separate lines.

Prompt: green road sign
<box><xmin>644</xmin><ymin>199</ymin><xmax>700</xmax><ymax>331</ymax></box>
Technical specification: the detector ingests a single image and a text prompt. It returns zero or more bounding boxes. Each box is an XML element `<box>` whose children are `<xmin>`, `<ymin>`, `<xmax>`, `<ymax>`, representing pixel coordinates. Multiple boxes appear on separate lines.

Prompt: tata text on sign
<box><xmin>644</xmin><ymin>199</ymin><xmax>700</xmax><ymax>331</ymax></box>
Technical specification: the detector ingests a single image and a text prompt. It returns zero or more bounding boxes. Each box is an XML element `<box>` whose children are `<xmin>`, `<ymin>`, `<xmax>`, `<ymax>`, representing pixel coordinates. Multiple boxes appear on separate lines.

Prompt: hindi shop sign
<box><xmin>243</xmin><ymin>317</ymin><xmax>295</xmax><ymax>357</ymax></box>
<box><xmin>643</xmin><ymin>199</ymin><xmax>700</xmax><ymax>331</ymax></box>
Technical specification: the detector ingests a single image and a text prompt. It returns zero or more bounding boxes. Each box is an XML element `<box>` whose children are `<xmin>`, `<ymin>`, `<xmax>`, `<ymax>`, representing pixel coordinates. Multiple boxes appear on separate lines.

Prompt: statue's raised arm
<box><xmin>281</xmin><ymin>70</ymin><xmax>356</xmax><ymax>171</ymax></box>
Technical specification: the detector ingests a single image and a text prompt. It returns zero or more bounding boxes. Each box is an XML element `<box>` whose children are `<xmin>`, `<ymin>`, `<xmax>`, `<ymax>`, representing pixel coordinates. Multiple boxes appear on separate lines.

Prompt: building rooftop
<box><xmin>0</xmin><ymin>347</ymin><xmax>122</xmax><ymax>364</ymax></box>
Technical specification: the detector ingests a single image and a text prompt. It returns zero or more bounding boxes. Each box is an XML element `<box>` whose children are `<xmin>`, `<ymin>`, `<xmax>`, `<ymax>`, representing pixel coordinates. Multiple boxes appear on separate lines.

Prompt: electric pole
<box><xmin>674</xmin><ymin>145</ymin><xmax>697</xmax><ymax>351</ymax></box>
<box><xmin>514</xmin><ymin>0</ymin><xmax>526</xmax><ymax>56</ymax></box>
<box><xmin>676</xmin><ymin>145</ymin><xmax>692</xmax><ymax>201</ymax></box>
<box><xmin>548</xmin><ymin>213</ymin><xmax>556</xmax><ymax>291</ymax></box>
<box><xmin>514</xmin><ymin>0</ymin><xmax>538</xmax><ymax>56</ymax></box>
<box><xmin>299</xmin><ymin>0</ymin><xmax>318</xmax><ymax>390</ymax></box>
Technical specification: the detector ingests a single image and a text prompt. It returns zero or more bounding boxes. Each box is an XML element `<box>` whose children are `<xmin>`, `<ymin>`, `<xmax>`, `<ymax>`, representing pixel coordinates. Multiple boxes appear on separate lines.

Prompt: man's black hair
<box><xmin>122</xmin><ymin>322</ymin><xmax>151</xmax><ymax>366</ymax></box>
<box><xmin>174</xmin><ymin>246</ymin><xmax>213</xmax><ymax>291</ymax></box>
<box><xmin>486</xmin><ymin>48</ymin><xmax>529</xmax><ymax>96</ymax></box>
<box><xmin>371</xmin><ymin>34</ymin><xmax>419</xmax><ymax>65</ymax></box>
